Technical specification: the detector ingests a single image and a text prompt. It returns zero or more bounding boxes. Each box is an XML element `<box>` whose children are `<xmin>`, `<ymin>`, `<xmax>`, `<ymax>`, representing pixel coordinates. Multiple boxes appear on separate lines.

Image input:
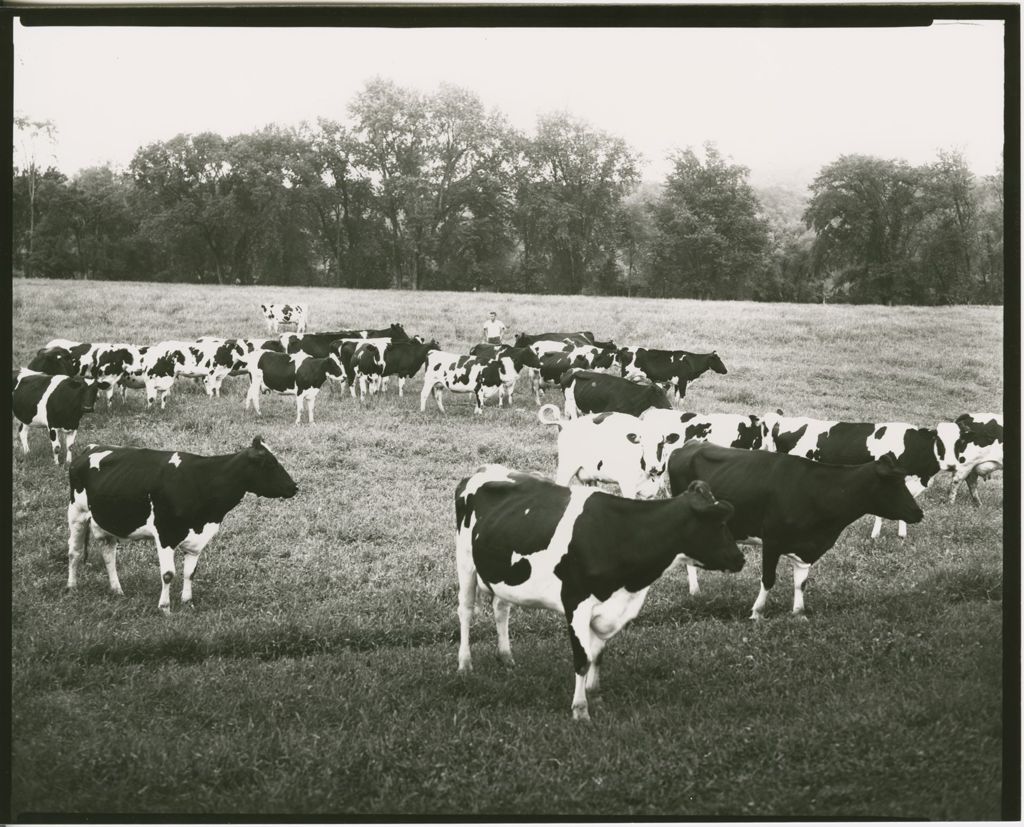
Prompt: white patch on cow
<box><xmin>865</xmin><ymin>423</ymin><xmax>911</xmax><ymax>462</ymax></box>
<box><xmin>588</xmin><ymin>586</ymin><xmax>652</xmax><ymax>638</ymax></box>
<box><xmin>27</xmin><ymin>375</ymin><xmax>65</xmax><ymax>427</ymax></box>
<box><xmin>88</xmin><ymin>450</ymin><xmax>113</xmax><ymax>470</ymax></box>
<box><xmin>480</xmin><ymin>487</ymin><xmax>597</xmax><ymax>612</ymax></box>
<box><xmin>179</xmin><ymin>521</ymin><xmax>222</xmax><ymax>553</ymax></box>
<box><xmin>168</xmin><ymin>452</ymin><xmax>182</xmax><ymax>467</ymax></box>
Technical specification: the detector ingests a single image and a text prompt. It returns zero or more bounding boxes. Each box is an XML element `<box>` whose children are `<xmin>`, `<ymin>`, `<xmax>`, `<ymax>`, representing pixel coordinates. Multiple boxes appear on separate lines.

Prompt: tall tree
<box><xmin>648</xmin><ymin>143</ymin><xmax>771</xmax><ymax>299</ymax></box>
<box><xmin>804</xmin><ymin>154</ymin><xmax>927</xmax><ymax>303</ymax></box>
<box><xmin>518</xmin><ymin>112</ymin><xmax>640</xmax><ymax>294</ymax></box>
<box><xmin>13</xmin><ymin>116</ymin><xmax>58</xmax><ymax>278</ymax></box>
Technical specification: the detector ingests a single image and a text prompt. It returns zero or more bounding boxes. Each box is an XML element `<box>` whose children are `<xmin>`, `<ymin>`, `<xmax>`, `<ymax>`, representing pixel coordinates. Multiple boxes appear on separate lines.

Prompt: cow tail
<box><xmin>537</xmin><ymin>404</ymin><xmax>563</xmax><ymax>428</ymax></box>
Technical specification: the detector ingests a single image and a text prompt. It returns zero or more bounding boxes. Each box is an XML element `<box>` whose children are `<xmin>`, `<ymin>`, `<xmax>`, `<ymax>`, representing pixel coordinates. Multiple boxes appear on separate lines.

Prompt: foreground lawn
<box><xmin>10</xmin><ymin>279</ymin><xmax>1006</xmax><ymax>818</ymax></box>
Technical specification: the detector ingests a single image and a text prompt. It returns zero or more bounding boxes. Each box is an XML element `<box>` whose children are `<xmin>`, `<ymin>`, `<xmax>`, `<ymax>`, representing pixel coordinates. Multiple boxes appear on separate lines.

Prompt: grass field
<box><xmin>9</xmin><ymin>279</ymin><xmax>1008</xmax><ymax>818</ymax></box>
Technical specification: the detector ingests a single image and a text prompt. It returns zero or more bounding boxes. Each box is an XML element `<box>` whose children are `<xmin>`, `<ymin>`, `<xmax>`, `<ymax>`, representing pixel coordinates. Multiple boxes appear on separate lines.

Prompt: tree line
<box><xmin>13</xmin><ymin>80</ymin><xmax>1004</xmax><ymax>305</ymax></box>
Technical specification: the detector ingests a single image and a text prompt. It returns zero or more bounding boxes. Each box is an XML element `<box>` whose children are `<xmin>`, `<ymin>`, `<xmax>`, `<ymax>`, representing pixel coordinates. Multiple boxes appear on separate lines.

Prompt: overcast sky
<box><xmin>13</xmin><ymin>19</ymin><xmax>1005</xmax><ymax>189</ymax></box>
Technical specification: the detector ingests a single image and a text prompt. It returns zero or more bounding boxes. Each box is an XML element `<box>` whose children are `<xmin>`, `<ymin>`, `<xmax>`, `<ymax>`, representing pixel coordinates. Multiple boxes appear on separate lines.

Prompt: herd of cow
<box><xmin>11</xmin><ymin>302</ymin><xmax>1004</xmax><ymax>720</ymax></box>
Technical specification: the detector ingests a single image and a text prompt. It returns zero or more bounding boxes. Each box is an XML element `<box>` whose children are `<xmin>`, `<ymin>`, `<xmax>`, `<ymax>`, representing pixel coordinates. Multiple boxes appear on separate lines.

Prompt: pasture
<box><xmin>10</xmin><ymin>279</ymin><xmax>1006</xmax><ymax>818</ymax></box>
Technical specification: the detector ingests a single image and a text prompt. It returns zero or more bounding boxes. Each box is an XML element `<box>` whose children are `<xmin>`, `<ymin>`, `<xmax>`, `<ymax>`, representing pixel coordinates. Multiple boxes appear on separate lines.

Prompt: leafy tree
<box><xmin>804</xmin><ymin>155</ymin><xmax>928</xmax><ymax>303</ymax></box>
<box><xmin>648</xmin><ymin>143</ymin><xmax>772</xmax><ymax>299</ymax></box>
<box><xmin>13</xmin><ymin>116</ymin><xmax>58</xmax><ymax>277</ymax></box>
<box><xmin>517</xmin><ymin>112</ymin><xmax>640</xmax><ymax>294</ymax></box>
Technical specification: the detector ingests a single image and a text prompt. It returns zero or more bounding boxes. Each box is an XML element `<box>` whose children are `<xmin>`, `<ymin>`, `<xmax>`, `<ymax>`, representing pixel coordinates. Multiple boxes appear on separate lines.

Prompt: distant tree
<box><xmin>973</xmin><ymin>162</ymin><xmax>1003</xmax><ymax>304</ymax></box>
<box><xmin>516</xmin><ymin>112</ymin><xmax>641</xmax><ymax>294</ymax></box>
<box><xmin>614</xmin><ymin>185</ymin><xmax>659</xmax><ymax>297</ymax></box>
<box><xmin>13</xmin><ymin>116</ymin><xmax>58</xmax><ymax>278</ymax></box>
<box><xmin>803</xmin><ymin>154</ymin><xmax>928</xmax><ymax>303</ymax></box>
<box><xmin>648</xmin><ymin>143</ymin><xmax>772</xmax><ymax>299</ymax></box>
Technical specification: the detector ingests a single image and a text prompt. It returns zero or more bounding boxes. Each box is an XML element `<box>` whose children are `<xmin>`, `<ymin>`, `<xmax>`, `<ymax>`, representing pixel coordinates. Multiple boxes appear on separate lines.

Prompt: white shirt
<box><xmin>483</xmin><ymin>319</ymin><xmax>505</xmax><ymax>338</ymax></box>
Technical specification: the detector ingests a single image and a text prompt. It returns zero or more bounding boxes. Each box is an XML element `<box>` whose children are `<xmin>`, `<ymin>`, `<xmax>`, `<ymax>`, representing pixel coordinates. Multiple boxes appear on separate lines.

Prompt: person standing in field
<box><xmin>483</xmin><ymin>311</ymin><xmax>506</xmax><ymax>345</ymax></box>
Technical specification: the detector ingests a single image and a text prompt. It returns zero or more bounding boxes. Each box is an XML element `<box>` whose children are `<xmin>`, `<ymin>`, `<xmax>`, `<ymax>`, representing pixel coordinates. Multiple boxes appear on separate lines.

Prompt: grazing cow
<box><xmin>28</xmin><ymin>346</ymin><xmax>76</xmax><ymax>377</ymax></box>
<box><xmin>561</xmin><ymin>369</ymin><xmax>672</xmax><ymax>418</ymax></box>
<box><xmin>935</xmin><ymin>412</ymin><xmax>1004</xmax><ymax>505</ymax></box>
<box><xmin>420</xmin><ymin>348</ymin><xmax>541</xmax><ymax>414</ymax></box>
<box><xmin>192</xmin><ymin>337</ymin><xmax>251</xmax><ymax>396</ymax></box>
<box><xmin>259</xmin><ymin>303</ymin><xmax>308</xmax><ymax>334</ymax></box>
<box><xmin>353</xmin><ymin>339</ymin><xmax>441</xmax><ymax>399</ymax></box>
<box><xmin>619</xmin><ymin>347</ymin><xmax>728</xmax><ymax>400</ymax></box>
<box><xmin>455</xmin><ymin>464</ymin><xmax>744</xmax><ymax>720</ymax></box>
<box><xmin>538</xmin><ymin>405</ymin><xmax>678</xmax><ymax>499</ymax></box>
<box><xmin>243</xmin><ymin>350</ymin><xmax>344</xmax><ymax>423</ymax></box>
<box><xmin>532</xmin><ymin>345</ymin><xmax>617</xmax><ymax>404</ymax></box>
<box><xmin>283</xmin><ymin>324</ymin><xmax>410</xmax><ymax>359</ymax></box>
<box><xmin>12</xmin><ymin>370</ymin><xmax>100</xmax><ymax>465</ymax></box>
<box><xmin>66</xmin><ymin>437</ymin><xmax>298</xmax><ymax>614</ymax></box>
<box><xmin>42</xmin><ymin>339</ymin><xmax>146</xmax><ymax>404</ymax></box>
<box><xmin>134</xmin><ymin>341</ymin><xmax>209</xmax><ymax>409</ymax></box>
<box><xmin>761</xmin><ymin>413</ymin><xmax>944</xmax><ymax>539</ymax></box>
<box><xmin>667</xmin><ymin>441</ymin><xmax>924</xmax><ymax>620</ymax></box>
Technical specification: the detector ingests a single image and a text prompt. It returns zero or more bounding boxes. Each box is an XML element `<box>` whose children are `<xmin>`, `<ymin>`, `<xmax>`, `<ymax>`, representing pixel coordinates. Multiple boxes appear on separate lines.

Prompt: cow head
<box><xmin>511</xmin><ymin>346</ymin><xmax>542</xmax><ymax>371</ymax></box>
<box><xmin>708</xmin><ymin>351</ymin><xmax>728</xmax><ymax>374</ymax></box>
<box><xmin>78</xmin><ymin>378</ymin><xmax>101</xmax><ymax>413</ymax></box>
<box><xmin>243</xmin><ymin>436</ymin><xmax>299</xmax><ymax>499</ymax></box>
<box><xmin>679</xmin><ymin>481</ymin><xmax>745</xmax><ymax>572</ymax></box>
<box><xmin>325</xmin><ymin>353</ymin><xmax>346</xmax><ymax>378</ymax></box>
<box><xmin>625</xmin><ymin>426</ymin><xmax>678</xmax><ymax>499</ymax></box>
<box><xmin>389</xmin><ymin>323</ymin><xmax>409</xmax><ymax>341</ymax></box>
<box><xmin>869</xmin><ymin>454</ymin><xmax>925</xmax><ymax>524</ymax></box>
<box><xmin>513</xmin><ymin>333</ymin><xmax>531</xmax><ymax>349</ymax></box>
<box><xmin>28</xmin><ymin>346</ymin><xmax>75</xmax><ymax>376</ymax></box>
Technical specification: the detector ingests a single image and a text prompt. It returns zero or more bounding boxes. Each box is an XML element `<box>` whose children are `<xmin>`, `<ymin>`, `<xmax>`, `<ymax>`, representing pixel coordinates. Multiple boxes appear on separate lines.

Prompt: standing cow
<box><xmin>455</xmin><ymin>464</ymin><xmax>744</xmax><ymax>719</ymax></box>
<box><xmin>244</xmin><ymin>350</ymin><xmax>345</xmax><ymax>423</ymax></box>
<box><xmin>66</xmin><ymin>437</ymin><xmax>298</xmax><ymax>613</ymax></box>
<box><xmin>260</xmin><ymin>303</ymin><xmax>309</xmax><ymax>334</ymax></box>
<box><xmin>12</xmin><ymin>370</ymin><xmax>100</xmax><ymax>465</ymax></box>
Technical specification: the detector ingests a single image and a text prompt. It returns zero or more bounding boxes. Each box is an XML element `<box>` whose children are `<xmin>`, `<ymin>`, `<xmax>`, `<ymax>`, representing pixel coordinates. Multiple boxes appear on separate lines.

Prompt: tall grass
<box><xmin>10</xmin><ymin>279</ymin><xmax>1005</xmax><ymax>818</ymax></box>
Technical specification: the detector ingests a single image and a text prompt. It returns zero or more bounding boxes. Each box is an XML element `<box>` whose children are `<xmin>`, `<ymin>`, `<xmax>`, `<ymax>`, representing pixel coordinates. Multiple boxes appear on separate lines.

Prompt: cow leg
<box><xmin>247</xmin><ymin>383</ymin><xmax>262</xmax><ymax>416</ymax></box>
<box><xmin>294</xmin><ymin>394</ymin><xmax>303</xmax><ymax>424</ymax></box>
<box><xmin>456</xmin><ymin>546</ymin><xmax>478</xmax><ymax>674</ymax></box>
<box><xmin>897</xmin><ymin>520</ymin><xmax>908</xmax><ymax>539</ymax></box>
<box><xmin>493</xmin><ymin>596</ymin><xmax>515</xmax><ymax>667</ymax></box>
<box><xmin>473</xmin><ymin>389</ymin><xmax>484</xmax><ymax>415</ymax></box>
<box><xmin>358</xmin><ymin>374</ymin><xmax>367</xmax><ymax>402</ymax></box>
<box><xmin>566</xmin><ymin>598</ymin><xmax>599</xmax><ymax>721</ymax></box>
<box><xmin>686</xmin><ymin>565</ymin><xmax>701</xmax><ymax>596</ymax></box>
<box><xmin>506</xmin><ymin>384</ymin><xmax>514</xmax><ymax>408</ymax></box>
<box><xmin>307</xmin><ymin>390</ymin><xmax>318</xmax><ymax>424</ymax></box>
<box><xmin>584</xmin><ymin>639</ymin><xmax>608</xmax><ymax>702</ymax></box>
<box><xmin>965</xmin><ymin>472</ymin><xmax>983</xmax><ymax>506</ymax></box>
<box><xmin>397</xmin><ymin>376</ymin><xmax>405</xmax><ymax>397</ymax></box>
<box><xmin>17</xmin><ymin>422</ymin><xmax>29</xmax><ymax>455</ymax></box>
<box><xmin>155</xmin><ymin>542</ymin><xmax>176</xmax><ymax>615</ymax></box>
<box><xmin>750</xmin><ymin>547</ymin><xmax>781</xmax><ymax>621</ymax></box>
<box><xmin>564</xmin><ymin>385</ymin><xmax>578</xmax><ymax>419</ymax></box>
<box><xmin>48</xmin><ymin>428</ymin><xmax>62</xmax><ymax>465</ymax></box>
<box><xmin>789</xmin><ymin>557</ymin><xmax>812</xmax><ymax>618</ymax></box>
<box><xmin>181</xmin><ymin>552</ymin><xmax>200</xmax><ymax>605</ymax></box>
<box><xmin>66</xmin><ymin>499</ymin><xmax>91</xmax><ymax>592</ymax></box>
<box><xmin>100</xmin><ymin>539</ymin><xmax>125</xmax><ymax>596</ymax></box>
<box><xmin>63</xmin><ymin>429</ymin><xmax>77</xmax><ymax>465</ymax></box>
<box><xmin>160</xmin><ymin>389</ymin><xmax>170</xmax><ymax>410</ymax></box>
<box><xmin>947</xmin><ymin>468</ymin><xmax>971</xmax><ymax>505</ymax></box>
<box><xmin>869</xmin><ymin>516</ymin><xmax>883</xmax><ymax>539</ymax></box>
<box><xmin>419</xmin><ymin>381</ymin><xmax>434</xmax><ymax>412</ymax></box>
<box><xmin>433</xmin><ymin>387</ymin><xmax>446</xmax><ymax>413</ymax></box>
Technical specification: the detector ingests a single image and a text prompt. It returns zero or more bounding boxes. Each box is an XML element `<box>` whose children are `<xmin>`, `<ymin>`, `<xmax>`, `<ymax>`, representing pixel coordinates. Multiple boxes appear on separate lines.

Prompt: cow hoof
<box><xmin>572</xmin><ymin>705</ymin><xmax>592</xmax><ymax>722</ymax></box>
<box><xmin>498</xmin><ymin>653</ymin><xmax>516</xmax><ymax>668</ymax></box>
<box><xmin>159</xmin><ymin>605</ymin><xmax>172</xmax><ymax>616</ymax></box>
<box><xmin>749</xmin><ymin>613</ymin><xmax>765</xmax><ymax>622</ymax></box>
<box><xmin>457</xmin><ymin>662</ymin><xmax>473</xmax><ymax>675</ymax></box>
<box><xmin>792</xmin><ymin>612</ymin><xmax>809</xmax><ymax>622</ymax></box>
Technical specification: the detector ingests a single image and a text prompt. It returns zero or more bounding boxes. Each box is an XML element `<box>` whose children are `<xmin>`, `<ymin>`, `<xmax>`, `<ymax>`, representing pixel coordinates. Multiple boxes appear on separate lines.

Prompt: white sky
<box><xmin>13</xmin><ymin>20</ymin><xmax>1005</xmax><ymax>189</ymax></box>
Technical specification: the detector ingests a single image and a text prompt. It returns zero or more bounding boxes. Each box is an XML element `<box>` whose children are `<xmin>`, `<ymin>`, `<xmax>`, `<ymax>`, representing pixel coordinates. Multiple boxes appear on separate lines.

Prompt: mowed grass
<box><xmin>10</xmin><ymin>279</ymin><xmax>1006</xmax><ymax>818</ymax></box>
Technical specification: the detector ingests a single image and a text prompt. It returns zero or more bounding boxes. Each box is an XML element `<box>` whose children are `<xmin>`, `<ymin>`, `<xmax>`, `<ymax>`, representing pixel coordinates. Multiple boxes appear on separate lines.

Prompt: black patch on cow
<box><xmin>566</xmin><ymin>370</ymin><xmax>671</xmax><ymax>416</ymax></box>
<box><xmin>685</xmin><ymin>422</ymin><xmax>712</xmax><ymax>441</ymax></box>
<box><xmin>876</xmin><ymin>425</ymin><xmax>887</xmax><ymax>439</ymax></box>
<box><xmin>733</xmin><ymin>418</ymin><xmax>763</xmax><ymax>450</ymax></box>
<box><xmin>771</xmin><ymin>423</ymin><xmax>808</xmax><ymax>455</ymax></box>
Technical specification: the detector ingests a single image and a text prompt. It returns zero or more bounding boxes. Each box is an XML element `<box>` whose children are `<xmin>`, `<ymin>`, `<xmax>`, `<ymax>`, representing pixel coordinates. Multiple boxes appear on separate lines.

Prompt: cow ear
<box><xmin>626</xmin><ymin>432</ymin><xmax>640</xmax><ymax>444</ymax></box>
<box><xmin>686</xmin><ymin>481</ymin><xmax>734</xmax><ymax>519</ymax></box>
<box><xmin>252</xmin><ymin>436</ymin><xmax>266</xmax><ymax>450</ymax></box>
<box><xmin>875</xmin><ymin>452</ymin><xmax>907</xmax><ymax>478</ymax></box>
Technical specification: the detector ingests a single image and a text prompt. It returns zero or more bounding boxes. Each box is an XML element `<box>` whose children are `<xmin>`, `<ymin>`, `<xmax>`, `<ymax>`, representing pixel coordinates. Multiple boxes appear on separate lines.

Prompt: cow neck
<box><xmin>809</xmin><ymin>461</ymin><xmax>879</xmax><ymax>525</ymax></box>
<box><xmin>604</xmin><ymin>496</ymin><xmax>705</xmax><ymax>584</ymax></box>
<box><xmin>189</xmin><ymin>451</ymin><xmax>251</xmax><ymax>512</ymax></box>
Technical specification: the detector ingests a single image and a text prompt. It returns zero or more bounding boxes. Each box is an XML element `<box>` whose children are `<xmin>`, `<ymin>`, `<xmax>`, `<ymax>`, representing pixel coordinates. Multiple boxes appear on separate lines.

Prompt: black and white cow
<box><xmin>66</xmin><ymin>437</ymin><xmax>298</xmax><ymax>614</ymax></box>
<box><xmin>243</xmin><ymin>350</ymin><xmax>345</xmax><ymax>423</ymax></box>
<box><xmin>561</xmin><ymin>369</ymin><xmax>672</xmax><ymax>418</ymax></box>
<box><xmin>531</xmin><ymin>345</ymin><xmax>617</xmax><ymax>404</ymax></box>
<box><xmin>935</xmin><ymin>413</ymin><xmax>1004</xmax><ymax>505</ymax></box>
<box><xmin>618</xmin><ymin>347</ymin><xmax>728</xmax><ymax>400</ymax></box>
<box><xmin>538</xmin><ymin>404</ymin><xmax>678</xmax><ymax>499</ymax></box>
<box><xmin>283</xmin><ymin>324</ymin><xmax>410</xmax><ymax>359</ymax></box>
<box><xmin>133</xmin><ymin>341</ymin><xmax>209</xmax><ymax>409</ymax></box>
<box><xmin>640</xmin><ymin>410</ymin><xmax>769</xmax><ymax>594</ymax></box>
<box><xmin>420</xmin><ymin>348</ymin><xmax>541</xmax><ymax>414</ymax></box>
<box><xmin>667</xmin><ymin>441</ymin><xmax>924</xmax><ymax>620</ymax></box>
<box><xmin>761</xmin><ymin>413</ymin><xmax>944</xmax><ymax>539</ymax></box>
<box><xmin>43</xmin><ymin>339</ymin><xmax>146</xmax><ymax>404</ymax></box>
<box><xmin>455</xmin><ymin>464</ymin><xmax>744</xmax><ymax>720</ymax></box>
<box><xmin>260</xmin><ymin>303</ymin><xmax>308</xmax><ymax>334</ymax></box>
<box><xmin>12</xmin><ymin>370</ymin><xmax>100</xmax><ymax>465</ymax></box>
<box><xmin>352</xmin><ymin>339</ymin><xmax>441</xmax><ymax>399</ymax></box>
